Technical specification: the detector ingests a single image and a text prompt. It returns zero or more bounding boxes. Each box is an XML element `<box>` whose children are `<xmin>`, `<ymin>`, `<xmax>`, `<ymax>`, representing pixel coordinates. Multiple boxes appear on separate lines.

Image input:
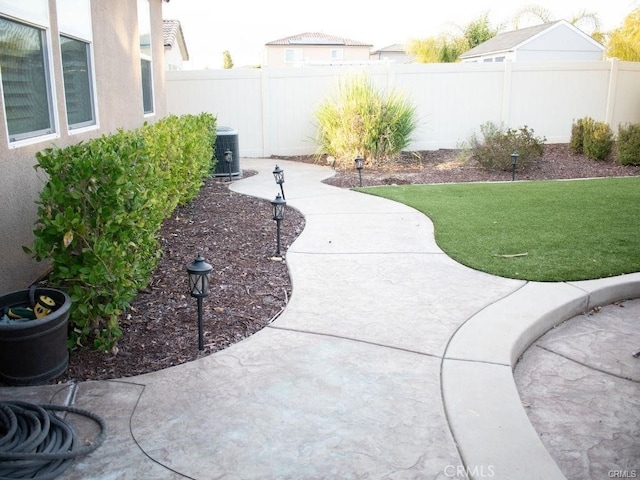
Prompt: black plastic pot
<box><xmin>0</xmin><ymin>288</ymin><xmax>71</xmax><ymax>385</ymax></box>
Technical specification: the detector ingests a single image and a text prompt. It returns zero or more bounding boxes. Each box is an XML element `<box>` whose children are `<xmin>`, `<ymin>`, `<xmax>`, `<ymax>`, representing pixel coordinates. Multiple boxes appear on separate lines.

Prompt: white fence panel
<box><xmin>392</xmin><ymin>63</ymin><xmax>506</xmax><ymax>149</ymax></box>
<box><xmin>166</xmin><ymin>69</ymin><xmax>264</xmax><ymax>157</ymax></box>
<box><xmin>261</xmin><ymin>67</ymin><xmax>345</xmax><ymax>156</ymax></box>
<box><xmin>611</xmin><ymin>61</ymin><xmax>640</xmax><ymax>128</ymax></box>
<box><xmin>507</xmin><ymin>62</ymin><xmax>611</xmax><ymax>143</ymax></box>
<box><xmin>166</xmin><ymin>61</ymin><xmax>640</xmax><ymax>158</ymax></box>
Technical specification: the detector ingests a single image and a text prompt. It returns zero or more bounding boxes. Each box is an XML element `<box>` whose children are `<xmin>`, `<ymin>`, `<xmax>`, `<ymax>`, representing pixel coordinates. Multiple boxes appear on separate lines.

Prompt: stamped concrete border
<box><xmin>441</xmin><ymin>272</ymin><xmax>640</xmax><ymax>480</ymax></box>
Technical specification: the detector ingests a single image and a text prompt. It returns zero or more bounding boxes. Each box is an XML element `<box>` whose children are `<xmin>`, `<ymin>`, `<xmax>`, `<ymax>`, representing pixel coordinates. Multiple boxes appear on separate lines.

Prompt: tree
<box><xmin>406</xmin><ymin>35</ymin><xmax>468</xmax><ymax>63</ymax></box>
<box><xmin>606</xmin><ymin>8</ymin><xmax>640</xmax><ymax>61</ymax></box>
<box><xmin>407</xmin><ymin>13</ymin><xmax>500</xmax><ymax>63</ymax></box>
<box><xmin>512</xmin><ymin>5</ymin><xmax>553</xmax><ymax>28</ymax></box>
<box><xmin>463</xmin><ymin>12</ymin><xmax>502</xmax><ymax>49</ymax></box>
<box><xmin>406</xmin><ymin>36</ymin><xmax>445</xmax><ymax>63</ymax></box>
<box><xmin>568</xmin><ymin>9</ymin><xmax>602</xmax><ymax>33</ymax></box>
<box><xmin>223</xmin><ymin>50</ymin><xmax>233</xmax><ymax>69</ymax></box>
<box><xmin>512</xmin><ymin>5</ymin><xmax>604</xmax><ymax>42</ymax></box>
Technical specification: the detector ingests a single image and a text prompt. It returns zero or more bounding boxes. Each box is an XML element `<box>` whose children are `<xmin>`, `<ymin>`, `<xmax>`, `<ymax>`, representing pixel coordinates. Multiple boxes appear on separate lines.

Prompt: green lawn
<box><xmin>363</xmin><ymin>177</ymin><xmax>640</xmax><ymax>281</ymax></box>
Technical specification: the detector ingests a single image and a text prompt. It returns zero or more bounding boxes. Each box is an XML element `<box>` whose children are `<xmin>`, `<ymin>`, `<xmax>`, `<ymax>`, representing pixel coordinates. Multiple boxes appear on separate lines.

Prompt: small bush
<box><xmin>617</xmin><ymin>122</ymin><xmax>640</xmax><ymax>166</ymax></box>
<box><xmin>313</xmin><ymin>74</ymin><xmax>418</xmax><ymax>169</ymax></box>
<box><xmin>571</xmin><ymin>117</ymin><xmax>614</xmax><ymax>161</ymax></box>
<box><xmin>583</xmin><ymin>119</ymin><xmax>614</xmax><ymax>161</ymax></box>
<box><xmin>570</xmin><ymin>117</ymin><xmax>586</xmax><ymax>154</ymax></box>
<box><xmin>466</xmin><ymin>122</ymin><xmax>545</xmax><ymax>171</ymax></box>
<box><xmin>29</xmin><ymin>114</ymin><xmax>216</xmax><ymax>351</ymax></box>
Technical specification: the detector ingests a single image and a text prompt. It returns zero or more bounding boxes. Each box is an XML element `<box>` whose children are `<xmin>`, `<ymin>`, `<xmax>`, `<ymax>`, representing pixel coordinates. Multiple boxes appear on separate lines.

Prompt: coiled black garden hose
<box><xmin>0</xmin><ymin>400</ymin><xmax>106</xmax><ymax>480</ymax></box>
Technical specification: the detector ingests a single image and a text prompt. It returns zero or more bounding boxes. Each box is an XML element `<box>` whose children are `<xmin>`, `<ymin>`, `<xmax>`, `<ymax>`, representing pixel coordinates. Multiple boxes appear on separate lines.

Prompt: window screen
<box><xmin>60</xmin><ymin>35</ymin><xmax>95</xmax><ymax>128</ymax></box>
<box><xmin>0</xmin><ymin>16</ymin><xmax>54</xmax><ymax>142</ymax></box>
<box><xmin>141</xmin><ymin>58</ymin><xmax>153</xmax><ymax>114</ymax></box>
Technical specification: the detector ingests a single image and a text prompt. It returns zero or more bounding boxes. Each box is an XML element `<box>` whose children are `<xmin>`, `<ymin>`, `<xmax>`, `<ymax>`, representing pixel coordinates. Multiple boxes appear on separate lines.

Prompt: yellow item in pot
<box><xmin>34</xmin><ymin>295</ymin><xmax>56</xmax><ymax>319</ymax></box>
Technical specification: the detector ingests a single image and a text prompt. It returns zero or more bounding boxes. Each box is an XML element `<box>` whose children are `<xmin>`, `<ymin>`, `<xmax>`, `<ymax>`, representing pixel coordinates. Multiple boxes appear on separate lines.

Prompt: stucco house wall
<box><xmin>0</xmin><ymin>0</ymin><xmax>167</xmax><ymax>293</ymax></box>
<box><xmin>265</xmin><ymin>45</ymin><xmax>372</xmax><ymax>67</ymax></box>
<box><xmin>264</xmin><ymin>32</ymin><xmax>372</xmax><ymax>67</ymax></box>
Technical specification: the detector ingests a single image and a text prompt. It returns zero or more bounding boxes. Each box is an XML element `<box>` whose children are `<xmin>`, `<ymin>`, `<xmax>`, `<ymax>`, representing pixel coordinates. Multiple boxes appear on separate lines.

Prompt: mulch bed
<box><xmin>50</xmin><ymin>171</ymin><xmax>305</xmax><ymax>383</ymax></box>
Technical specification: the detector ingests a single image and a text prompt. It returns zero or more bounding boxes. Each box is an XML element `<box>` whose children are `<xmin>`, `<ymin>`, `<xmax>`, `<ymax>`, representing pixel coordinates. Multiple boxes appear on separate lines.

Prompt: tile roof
<box><xmin>163</xmin><ymin>19</ymin><xmax>189</xmax><ymax>60</ymax></box>
<box><xmin>266</xmin><ymin>32</ymin><xmax>372</xmax><ymax>47</ymax></box>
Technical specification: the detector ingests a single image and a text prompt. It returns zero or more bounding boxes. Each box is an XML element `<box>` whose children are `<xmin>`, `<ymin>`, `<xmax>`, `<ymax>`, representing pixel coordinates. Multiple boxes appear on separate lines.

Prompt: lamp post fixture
<box><xmin>224</xmin><ymin>149</ymin><xmax>233</xmax><ymax>182</ymax></box>
<box><xmin>271</xmin><ymin>193</ymin><xmax>286</xmax><ymax>256</ymax></box>
<box><xmin>186</xmin><ymin>253</ymin><xmax>213</xmax><ymax>351</ymax></box>
<box><xmin>511</xmin><ymin>151</ymin><xmax>519</xmax><ymax>181</ymax></box>
<box><xmin>273</xmin><ymin>164</ymin><xmax>285</xmax><ymax>200</ymax></box>
<box><xmin>355</xmin><ymin>156</ymin><xmax>364</xmax><ymax>187</ymax></box>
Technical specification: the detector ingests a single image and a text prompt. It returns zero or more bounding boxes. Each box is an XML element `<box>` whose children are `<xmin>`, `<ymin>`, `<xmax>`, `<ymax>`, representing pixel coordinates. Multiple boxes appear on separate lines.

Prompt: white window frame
<box><xmin>284</xmin><ymin>48</ymin><xmax>303</xmax><ymax>64</ymax></box>
<box><xmin>57</xmin><ymin>0</ymin><xmax>98</xmax><ymax>133</ymax></box>
<box><xmin>330</xmin><ymin>49</ymin><xmax>343</xmax><ymax>60</ymax></box>
<box><xmin>138</xmin><ymin>0</ymin><xmax>154</xmax><ymax>116</ymax></box>
<box><xmin>60</xmin><ymin>34</ymin><xmax>97</xmax><ymax>131</ymax></box>
<box><xmin>0</xmin><ymin>2</ymin><xmax>59</xmax><ymax>148</ymax></box>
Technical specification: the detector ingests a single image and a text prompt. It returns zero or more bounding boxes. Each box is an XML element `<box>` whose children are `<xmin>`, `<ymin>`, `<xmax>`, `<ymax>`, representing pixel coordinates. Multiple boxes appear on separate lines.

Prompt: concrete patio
<box><xmin>1</xmin><ymin>158</ymin><xmax>638</xmax><ymax>479</ymax></box>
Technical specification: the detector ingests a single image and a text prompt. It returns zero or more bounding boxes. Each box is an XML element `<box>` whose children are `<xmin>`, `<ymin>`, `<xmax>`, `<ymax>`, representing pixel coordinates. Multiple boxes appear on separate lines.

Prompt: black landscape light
<box><xmin>271</xmin><ymin>193</ymin><xmax>286</xmax><ymax>256</ymax></box>
<box><xmin>224</xmin><ymin>149</ymin><xmax>233</xmax><ymax>182</ymax></box>
<box><xmin>355</xmin><ymin>156</ymin><xmax>364</xmax><ymax>187</ymax></box>
<box><xmin>186</xmin><ymin>253</ymin><xmax>213</xmax><ymax>351</ymax></box>
<box><xmin>511</xmin><ymin>151</ymin><xmax>519</xmax><ymax>181</ymax></box>
<box><xmin>273</xmin><ymin>164</ymin><xmax>285</xmax><ymax>200</ymax></box>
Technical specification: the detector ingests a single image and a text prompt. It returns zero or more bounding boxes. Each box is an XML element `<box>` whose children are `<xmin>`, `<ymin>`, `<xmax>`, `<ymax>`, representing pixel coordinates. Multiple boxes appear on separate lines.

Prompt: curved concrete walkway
<box><xmin>1</xmin><ymin>159</ymin><xmax>639</xmax><ymax>479</ymax></box>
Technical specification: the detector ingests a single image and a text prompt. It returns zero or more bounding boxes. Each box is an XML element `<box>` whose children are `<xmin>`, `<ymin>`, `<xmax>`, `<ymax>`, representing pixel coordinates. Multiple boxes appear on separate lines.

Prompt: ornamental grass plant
<box><xmin>313</xmin><ymin>74</ymin><xmax>417</xmax><ymax>169</ymax></box>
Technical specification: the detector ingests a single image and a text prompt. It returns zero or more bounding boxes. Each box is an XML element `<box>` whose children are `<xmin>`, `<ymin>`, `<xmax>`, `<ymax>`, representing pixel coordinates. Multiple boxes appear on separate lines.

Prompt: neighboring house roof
<box><xmin>371</xmin><ymin>44</ymin><xmax>405</xmax><ymax>54</ymax></box>
<box><xmin>163</xmin><ymin>19</ymin><xmax>189</xmax><ymax>61</ymax></box>
<box><xmin>265</xmin><ymin>32</ymin><xmax>372</xmax><ymax>47</ymax></box>
<box><xmin>459</xmin><ymin>20</ymin><xmax>604</xmax><ymax>59</ymax></box>
<box><xmin>370</xmin><ymin>43</ymin><xmax>416</xmax><ymax>63</ymax></box>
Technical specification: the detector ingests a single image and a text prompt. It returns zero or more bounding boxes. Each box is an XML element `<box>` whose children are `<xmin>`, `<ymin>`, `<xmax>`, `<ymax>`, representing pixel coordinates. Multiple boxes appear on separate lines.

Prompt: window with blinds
<box><xmin>60</xmin><ymin>35</ymin><xmax>95</xmax><ymax>129</ymax></box>
<box><xmin>0</xmin><ymin>16</ymin><xmax>54</xmax><ymax>142</ymax></box>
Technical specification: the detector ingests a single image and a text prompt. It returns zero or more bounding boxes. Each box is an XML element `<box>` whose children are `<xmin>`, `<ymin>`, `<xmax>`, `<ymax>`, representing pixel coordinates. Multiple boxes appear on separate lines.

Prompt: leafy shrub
<box><xmin>466</xmin><ymin>122</ymin><xmax>545</xmax><ymax>171</ymax></box>
<box><xmin>571</xmin><ymin>117</ymin><xmax>614</xmax><ymax>161</ymax></box>
<box><xmin>616</xmin><ymin>122</ymin><xmax>640</xmax><ymax>166</ymax></box>
<box><xmin>570</xmin><ymin>117</ymin><xmax>586</xmax><ymax>154</ymax></box>
<box><xmin>313</xmin><ymin>74</ymin><xmax>417</xmax><ymax>169</ymax></box>
<box><xmin>583</xmin><ymin>119</ymin><xmax>614</xmax><ymax>161</ymax></box>
<box><xmin>28</xmin><ymin>114</ymin><xmax>216</xmax><ymax>351</ymax></box>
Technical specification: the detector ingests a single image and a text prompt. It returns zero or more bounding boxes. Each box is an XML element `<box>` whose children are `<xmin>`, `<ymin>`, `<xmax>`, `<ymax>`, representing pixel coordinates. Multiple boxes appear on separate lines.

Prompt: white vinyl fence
<box><xmin>166</xmin><ymin>60</ymin><xmax>640</xmax><ymax>158</ymax></box>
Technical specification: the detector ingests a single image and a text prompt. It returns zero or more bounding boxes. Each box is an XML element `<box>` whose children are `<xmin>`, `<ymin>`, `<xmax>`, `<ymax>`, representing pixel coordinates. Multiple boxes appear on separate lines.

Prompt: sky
<box><xmin>162</xmin><ymin>0</ymin><xmax>638</xmax><ymax>69</ymax></box>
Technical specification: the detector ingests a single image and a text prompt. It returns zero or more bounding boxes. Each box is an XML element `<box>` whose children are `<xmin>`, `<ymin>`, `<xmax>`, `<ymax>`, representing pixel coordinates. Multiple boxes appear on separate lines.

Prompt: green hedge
<box><xmin>27</xmin><ymin>113</ymin><xmax>216</xmax><ymax>350</ymax></box>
